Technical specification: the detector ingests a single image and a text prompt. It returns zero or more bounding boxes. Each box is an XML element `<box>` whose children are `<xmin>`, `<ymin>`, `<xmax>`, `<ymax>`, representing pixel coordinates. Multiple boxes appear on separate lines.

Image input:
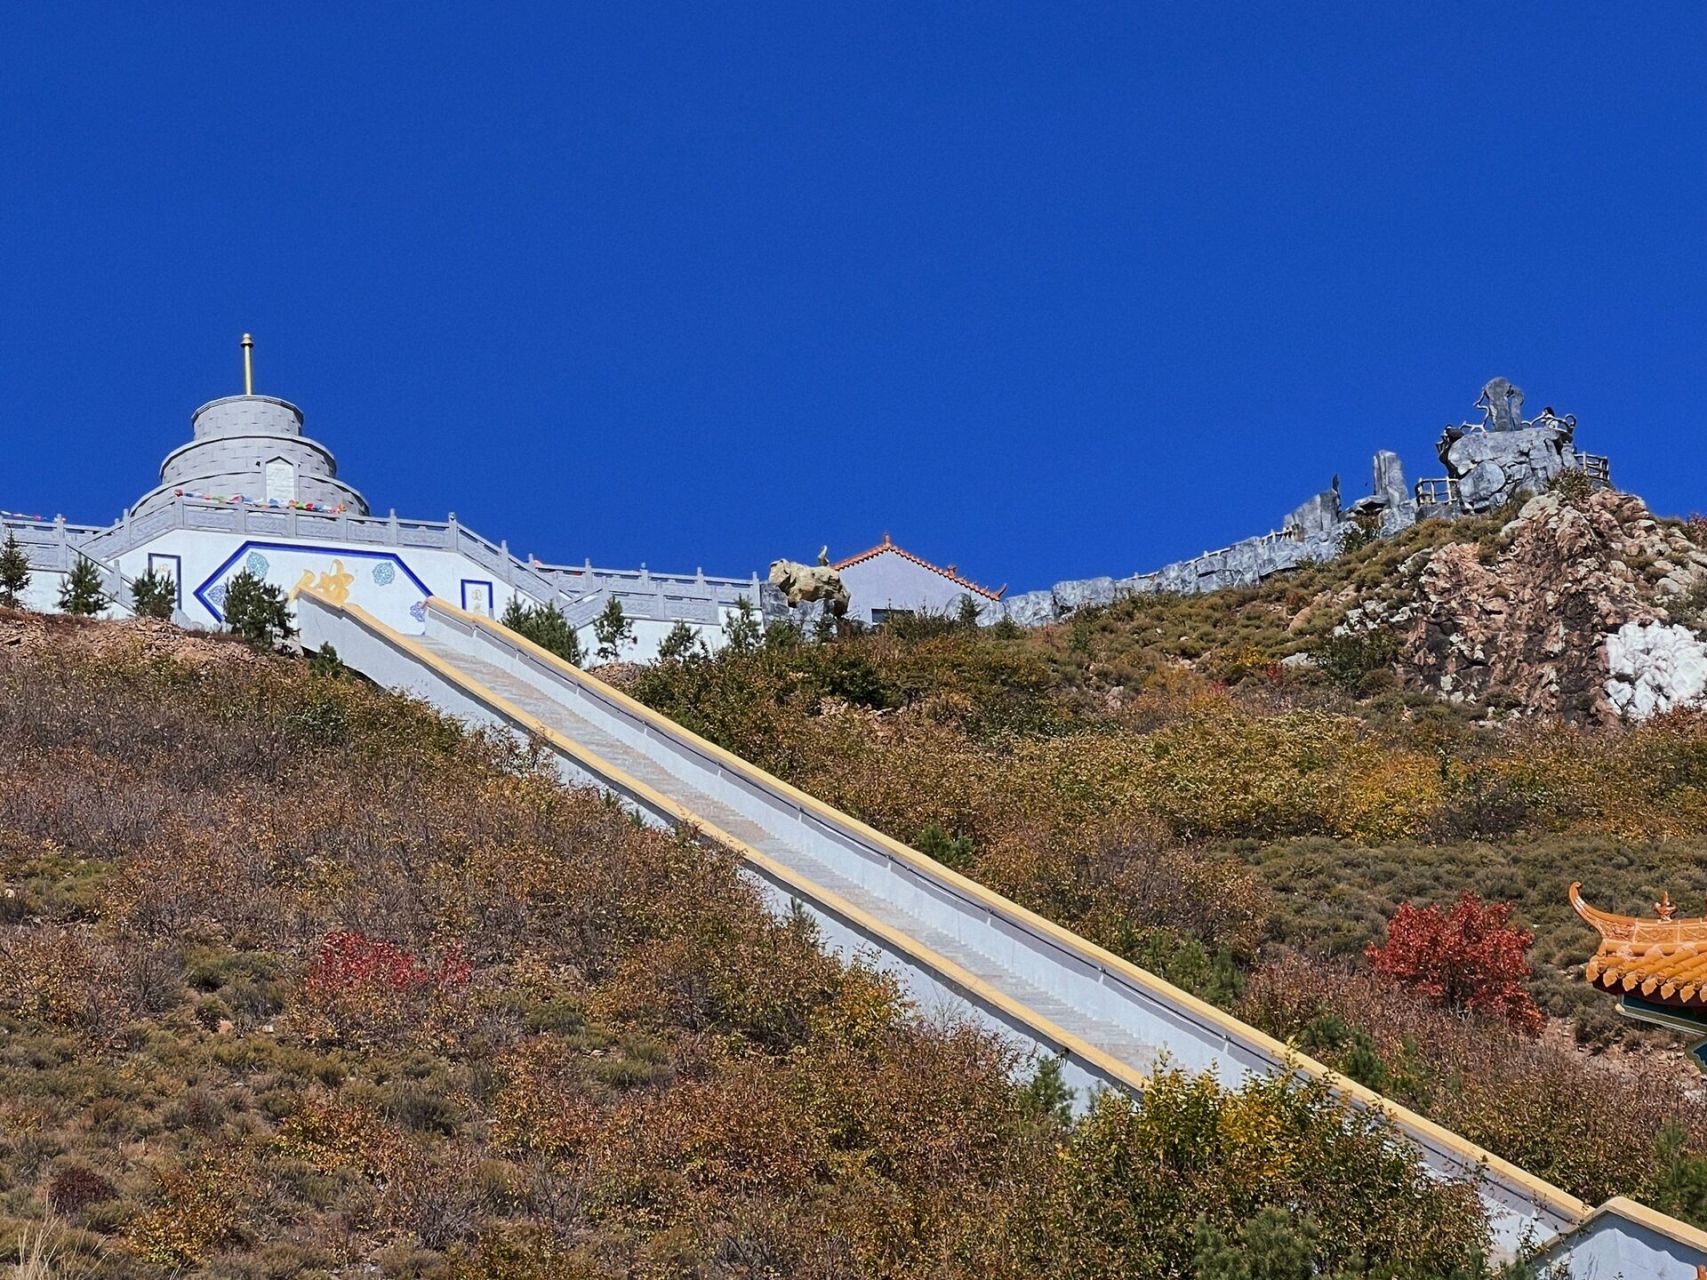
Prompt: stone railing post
<box><xmin>445</xmin><ymin>513</ymin><xmax>458</xmax><ymax>551</ymax></box>
<box><xmin>388</xmin><ymin>509</ymin><xmax>399</xmax><ymax>546</ymax></box>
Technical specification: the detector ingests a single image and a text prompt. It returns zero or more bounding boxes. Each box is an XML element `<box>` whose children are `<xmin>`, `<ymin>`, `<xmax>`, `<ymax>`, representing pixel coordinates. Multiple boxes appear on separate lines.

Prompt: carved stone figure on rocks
<box><xmin>768</xmin><ymin>558</ymin><xmax>850</xmax><ymax>617</ymax></box>
<box><xmin>1475</xmin><ymin>377</ymin><xmax>1525</xmax><ymax>433</ymax></box>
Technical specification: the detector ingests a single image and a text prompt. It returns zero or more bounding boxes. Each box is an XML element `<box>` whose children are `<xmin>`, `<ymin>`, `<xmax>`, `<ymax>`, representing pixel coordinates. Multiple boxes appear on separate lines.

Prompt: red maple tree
<box><xmin>1366</xmin><ymin>892</ymin><xmax>1543</xmax><ymax>1036</ymax></box>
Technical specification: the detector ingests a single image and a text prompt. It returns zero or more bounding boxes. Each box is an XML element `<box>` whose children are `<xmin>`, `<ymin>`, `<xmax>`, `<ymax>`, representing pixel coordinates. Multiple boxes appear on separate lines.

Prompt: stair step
<box><xmin>415</xmin><ymin>636</ymin><xmax>1163</xmax><ymax>1073</ymax></box>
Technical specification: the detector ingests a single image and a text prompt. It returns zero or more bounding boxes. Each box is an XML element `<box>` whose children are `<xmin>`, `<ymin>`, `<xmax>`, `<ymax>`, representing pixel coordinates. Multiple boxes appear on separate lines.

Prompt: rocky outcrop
<box><xmin>1437</xmin><ymin>424</ymin><xmax>1581</xmax><ymax>514</ymax></box>
<box><xmin>982</xmin><ymin>381</ymin><xmax>1610</xmax><ymax>631</ymax></box>
<box><xmin>1386</xmin><ymin>490</ymin><xmax>1707</xmax><ymax>722</ymax></box>
<box><xmin>987</xmin><ymin>454</ymin><xmax>1414</xmax><ymax>625</ymax></box>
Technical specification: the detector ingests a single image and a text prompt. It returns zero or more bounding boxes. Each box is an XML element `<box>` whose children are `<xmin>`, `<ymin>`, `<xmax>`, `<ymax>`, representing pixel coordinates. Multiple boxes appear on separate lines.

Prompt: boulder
<box><xmin>1443</xmin><ymin>427</ymin><xmax>1569</xmax><ymax>512</ymax></box>
<box><xmin>1605</xmin><ymin>622</ymin><xmax>1707</xmax><ymax>720</ymax></box>
<box><xmin>767</xmin><ymin>559</ymin><xmax>849</xmax><ymax>617</ymax></box>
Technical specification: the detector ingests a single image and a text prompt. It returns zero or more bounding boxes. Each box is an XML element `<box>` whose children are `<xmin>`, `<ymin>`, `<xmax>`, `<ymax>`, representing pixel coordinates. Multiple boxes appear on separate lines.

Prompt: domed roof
<box><xmin>130</xmin><ymin>391</ymin><xmax>369</xmax><ymax>518</ymax></box>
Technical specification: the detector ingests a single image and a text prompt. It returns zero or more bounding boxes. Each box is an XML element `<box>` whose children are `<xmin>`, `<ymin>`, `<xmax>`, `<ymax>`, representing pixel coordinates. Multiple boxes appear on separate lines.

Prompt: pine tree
<box><xmin>592</xmin><ymin>596</ymin><xmax>634</xmax><ymax>663</ymax></box>
<box><xmin>222</xmin><ymin>570</ymin><xmax>295</xmax><ymax>649</ymax></box>
<box><xmin>129</xmin><ymin>568</ymin><xmax>177</xmax><ymax>620</ymax></box>
<box><xmin>499</xmin><ymin>598</ymin><xmax>583</xmax><ymax>666</ymax></box>
<box><xmin>722</xmin><ymin>595</ymin><xmax>761</xmax><ymax>654</ymax></box>
<box><xmin>0</xmin><ymin>533</ymin><xmax>30</xmax><ymax>608</ymax></box>
<box><xmin>57</xmin><ymin>556</ymin><xmax>107</xmax><ymax>616</ymax></box>
<box><xmin>656</xmin><ymin>620</ymin><xmax>702</xmax><ymax>663</ymax></box>
<box><xmin>308</xmin><ymin>642</ymin><xmax>347</xmax><ymax>678</ymax></box>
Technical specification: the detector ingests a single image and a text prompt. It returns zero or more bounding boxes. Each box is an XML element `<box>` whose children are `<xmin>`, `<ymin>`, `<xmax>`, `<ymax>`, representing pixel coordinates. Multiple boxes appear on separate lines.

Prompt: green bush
<box><xmin>57</xmin><ymin>556</ymin><xmax>107</xmax><ymax>616</ymax></box>
<box><xmin>499</xmin><ymin>597</ymin><xmax>583</xmax><ymax>666</ymax></box>
<box><xmin>1548</xmin><ymin>467</ymin><xmax>1594</xmax><ymax>506</ymax></box>
<box><xmin>0</xmin><ymin>530</ymin><xmax>30</xmax><ymax>608</ymax></box>
<box><xmin>129</xmin><ymin>567</ymin><xmax>177</xmax><ymax>620</ymax></box>
<box><xmin>656</xmin><ymin>619</ymin><xmax>702</xmax><ymax>663</ymax></box>
<box><xmin>914</xmin><ymin>822</ymin><xmax>974</xmax><ymax>870</ymax></box>
<box><xmin>592</xmin><ymin>596</ymin><xmax>634</xmax><ymax>662</ymax></box>
<box><xmin>1315</xmin><ymin>625</ymin><xmax>1398</xmax><ymax>692</ymax></box>
<box><xmin>221</xmin><ymin>569</ymin><xmax>294</xmax><ymax>648</ymax></box>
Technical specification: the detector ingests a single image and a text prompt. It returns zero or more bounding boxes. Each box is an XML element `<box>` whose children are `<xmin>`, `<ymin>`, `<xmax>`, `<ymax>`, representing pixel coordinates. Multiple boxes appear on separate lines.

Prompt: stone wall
<box><xmin>983</xmin><ymin>381</ymin><xmax>1608</xmax><ymax>628</ymax></box>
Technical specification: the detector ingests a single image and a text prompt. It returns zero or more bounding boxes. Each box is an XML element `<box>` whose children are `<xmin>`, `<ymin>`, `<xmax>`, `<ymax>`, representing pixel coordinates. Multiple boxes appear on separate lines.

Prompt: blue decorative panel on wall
<box><xmin>193</xmin><ymin>541</ymin><xmax>430</xmax><ymax>623</ymax></box>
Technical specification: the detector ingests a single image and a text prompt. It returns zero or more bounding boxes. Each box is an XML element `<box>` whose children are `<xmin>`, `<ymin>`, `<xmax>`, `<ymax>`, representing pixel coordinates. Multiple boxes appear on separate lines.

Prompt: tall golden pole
<box><xmin>241</xmin><ymin>333</ymin><xmax>254</xmax><ymax>395</ymax></box>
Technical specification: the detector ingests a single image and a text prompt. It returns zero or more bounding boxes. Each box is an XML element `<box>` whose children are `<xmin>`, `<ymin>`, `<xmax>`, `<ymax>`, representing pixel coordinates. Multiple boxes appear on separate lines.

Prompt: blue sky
<box><xmin>2</xmin><ymin>4</ymin><xmax>1702</xmax><ymax>592</ymax></box>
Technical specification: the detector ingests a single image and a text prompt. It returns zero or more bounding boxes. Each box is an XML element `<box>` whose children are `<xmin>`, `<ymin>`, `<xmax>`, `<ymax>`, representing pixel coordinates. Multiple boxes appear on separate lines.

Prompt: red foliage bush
<box><xmin>298</xmin><ymin>930</ymin><xmax>471</xmax><ymax>1047</ymax></box>
<box><xmin>304</xmin><ymin>930</ymin><xmax>471</xmax><ymax>1000</ymax></box>
<box><xmin>1365</xmin><ymin>892</ymin><xmax>1542</xmax><ymax>1034</ymax></box>
<box><xmin>45</xmin><ymin>1163</ymin><xmax>117</xmax><ymax>1214</ymax></box>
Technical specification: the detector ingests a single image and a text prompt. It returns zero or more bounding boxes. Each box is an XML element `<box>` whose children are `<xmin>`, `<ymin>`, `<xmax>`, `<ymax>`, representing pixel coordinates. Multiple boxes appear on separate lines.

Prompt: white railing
<box><xmin>57</xmin><ymin>497</ymin><xmax>755</xmax><ymax>625</ymax></box>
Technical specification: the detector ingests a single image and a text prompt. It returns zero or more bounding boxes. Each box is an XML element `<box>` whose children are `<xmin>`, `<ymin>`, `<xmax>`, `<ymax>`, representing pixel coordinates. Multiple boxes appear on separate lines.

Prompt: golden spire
<box><xmin>241</xmin><ymin>333</ymin><xmax>254</xmax><ymax>396</ymax></box>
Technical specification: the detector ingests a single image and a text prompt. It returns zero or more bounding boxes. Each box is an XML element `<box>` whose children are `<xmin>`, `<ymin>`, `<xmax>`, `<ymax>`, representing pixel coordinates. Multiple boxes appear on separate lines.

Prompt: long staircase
<box><xmin>414</xmin><ymin>633</ymin><xmax>1168</xmax><ymax>1076</ymax></box>
<box><xmin>299</xmin><ymin>590</ymin><xmax>1707</xmax><ymax>1278</ymax></box>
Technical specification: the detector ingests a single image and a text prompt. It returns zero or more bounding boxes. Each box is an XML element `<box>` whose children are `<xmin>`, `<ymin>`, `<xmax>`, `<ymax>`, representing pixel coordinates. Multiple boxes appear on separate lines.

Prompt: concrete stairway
<box><xmin>413</xmin><ymin>636</ymin><xmax>1166</xmax><ymax>1076</ymax></box>
<box><xmin>296</xmin><ymin>590</ymin><xmax>1707</xmax><ymax>1275</ymax></box>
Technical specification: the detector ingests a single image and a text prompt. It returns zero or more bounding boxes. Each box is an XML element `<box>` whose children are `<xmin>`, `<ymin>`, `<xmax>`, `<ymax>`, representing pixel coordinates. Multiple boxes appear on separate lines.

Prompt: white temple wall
<box><xmin>112</xmin><ymin>528</ymin><xmax>533</xmax><ymax>636</ymax></box>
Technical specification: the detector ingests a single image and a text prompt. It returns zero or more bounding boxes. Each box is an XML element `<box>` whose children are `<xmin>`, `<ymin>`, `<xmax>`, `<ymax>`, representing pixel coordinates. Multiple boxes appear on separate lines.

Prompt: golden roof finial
<box><xmin>1656</xmin><ymin>890</ymin><xmax>1677</xmax><ymax>922</ymax></box>
<box><xmin>241</xmin><ymin>333</ymin><xmax>254</xmax><ymax>396</ymax></box>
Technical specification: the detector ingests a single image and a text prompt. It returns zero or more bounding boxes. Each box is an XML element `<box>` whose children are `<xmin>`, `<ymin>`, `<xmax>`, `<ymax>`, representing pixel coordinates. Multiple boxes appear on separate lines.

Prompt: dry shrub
<box><xmin>125</xmin><ymin>1161</ymin><xmax>242</xmax><ymax>1268</ymax></box>
<box><xmin>0</xmin><ymin>926</ymin><xmax>136</xmax><ymax>1045</ymax></box>
<box><xmin>44</xmin><ymin>1164</ymin><xmax>117</xmax><ymax>1215</ymax></box>
<box><xmin>0</xmin><ymin>642</ymin><xmax>1506</xmax><ymax>1276</ymax></box>
<box><xmin>1241</xmin><ymin>953</ymin><xmax>1707</xmax><ymax>1205</ymax></box>
<box><xmin>979</xmin><ymin>817</ymin><xmax>1268</xmax><ymax>961</ymax></box>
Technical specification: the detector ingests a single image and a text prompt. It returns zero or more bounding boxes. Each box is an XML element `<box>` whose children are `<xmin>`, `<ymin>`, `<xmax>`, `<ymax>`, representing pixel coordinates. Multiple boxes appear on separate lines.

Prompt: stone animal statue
<box><xmin>1475</xmin><ymin>377</ymin><xmax>1525</xmax><ymax>432</ymax></box>
<box><xmin>769</xmin><ymin>558</ymin><xmax>850</xmax><ymax>617</ymax></box>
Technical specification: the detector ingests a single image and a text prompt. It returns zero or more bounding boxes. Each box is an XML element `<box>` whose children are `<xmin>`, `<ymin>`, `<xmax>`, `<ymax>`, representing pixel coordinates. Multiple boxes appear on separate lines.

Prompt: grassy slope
<box><xmin>625</xmin><ymin>515</ymin><xmax>1707</xmax><ymax>1220</ymax></box>
<box><xmin>0</xmin><ymin>637</ymin><xmax>1489</xmax><ymax>1279</ymax></box>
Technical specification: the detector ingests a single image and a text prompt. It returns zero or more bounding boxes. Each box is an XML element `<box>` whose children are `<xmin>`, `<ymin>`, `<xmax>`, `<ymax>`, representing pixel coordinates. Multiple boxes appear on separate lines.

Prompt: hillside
<box><xmin>625</xmin><ymin>482</ymin><xmax>1707</xmax><ymax>1226</ymax></box>
<box><xmin>0</xmin><ymin>624</ymin><xmax>1512</xmax><ymax>1279</ymax></box>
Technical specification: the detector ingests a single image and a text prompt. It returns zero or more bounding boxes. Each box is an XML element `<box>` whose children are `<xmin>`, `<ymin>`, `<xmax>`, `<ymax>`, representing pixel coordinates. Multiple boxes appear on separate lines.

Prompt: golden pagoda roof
<box><xmin>1571</xmin><ymin>882</ymin><xmax>1707</xmax><ymax>1008</ymax></box>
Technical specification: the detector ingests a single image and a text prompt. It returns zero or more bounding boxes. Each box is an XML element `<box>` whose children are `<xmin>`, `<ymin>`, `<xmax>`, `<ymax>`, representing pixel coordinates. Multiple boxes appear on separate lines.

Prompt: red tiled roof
<box><xmin>831</xmin><ymin>534</ymin><xmax>1005</xmax><ymax>600</ymax></box>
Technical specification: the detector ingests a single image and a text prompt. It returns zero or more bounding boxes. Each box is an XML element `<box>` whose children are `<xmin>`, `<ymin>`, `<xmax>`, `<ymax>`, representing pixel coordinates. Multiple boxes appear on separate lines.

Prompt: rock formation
<box><xmin>1377</xmin><ymin>489</ymin><xmax>1707</xmax><ymax>723</ymax></box>
<box><xmin>1432</xmin><ymin>380</ymin><xmax>1589</xmax><ymax>514</ymax></box>
<box><xmin>768</xmin><ymin>558</ymin><xmax>850</xmax><ymax>617</ymax></box>
<box><xmin>984</xmin><ymin>380</ymin><xmax>1609</xmax><ymax>628</ymax></box>
<box><xmin>1605</xmin><ymin>622</ymin><xmax>1707</xmax><ymax>721</ymax></box>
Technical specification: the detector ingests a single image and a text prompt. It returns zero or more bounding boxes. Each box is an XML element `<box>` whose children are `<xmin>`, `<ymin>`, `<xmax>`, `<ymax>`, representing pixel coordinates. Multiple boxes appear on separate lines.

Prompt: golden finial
<box><xmin>1656</xmin><ymin>891</ymin><xmax>1677</xmax><ymax>922</ymax></box>
<box><xmin>241</xmin><ymin>333</ymin><xmax>254</xmax><ymax>396</ymax></box>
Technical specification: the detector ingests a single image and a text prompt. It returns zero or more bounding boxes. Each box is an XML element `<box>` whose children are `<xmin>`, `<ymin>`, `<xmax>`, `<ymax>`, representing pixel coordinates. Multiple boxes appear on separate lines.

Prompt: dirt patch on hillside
<box><xmin>0</xmin><ymin>608</ymin><xmax>261</xmax><ymax>669</ymax></box>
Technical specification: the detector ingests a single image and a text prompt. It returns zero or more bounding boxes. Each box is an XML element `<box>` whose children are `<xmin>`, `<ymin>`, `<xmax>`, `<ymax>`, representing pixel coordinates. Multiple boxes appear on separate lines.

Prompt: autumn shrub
<box><xmin>0</xmin><ymin>925</ymin><xmax>140</xmax><ymax>1046</ymax></box>
<box><xmin>295</xmin><ymin>929</ymin><xmax>472</xmax><ymax>1049</ymax></box>
<box><xmin>125</xmin><ymin>1162</ymin><xmax>242</xmax><ymax>1268</ymax></box>
<box><xmin>1242</xmin><ymin>954</ymin><xmax>1707</xmax><ymax>1211</ymax></box>
<box><xmin>44</xmin><ymin>1163</ymin><xmax>117</xmax><ymax>1215</ymax></box>
<box><xmin>1365</xmin><ymin>892</ymin><xmax>1543</xmax><ymax>1034</ymax></box>
<box><xmin>1024</xmin><ymin>1066</ymin><xmax>1488</xmax><ymax>1278</ymax></box>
